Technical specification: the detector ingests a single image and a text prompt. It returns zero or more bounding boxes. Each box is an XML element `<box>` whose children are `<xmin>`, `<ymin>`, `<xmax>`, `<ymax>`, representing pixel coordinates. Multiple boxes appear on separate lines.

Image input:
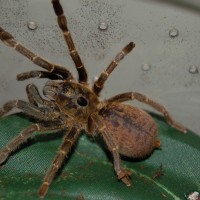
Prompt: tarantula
<box><xmin>0</xmin><ymin>0</ymin><xmax>187</xmax><ymax>198</ymax></box>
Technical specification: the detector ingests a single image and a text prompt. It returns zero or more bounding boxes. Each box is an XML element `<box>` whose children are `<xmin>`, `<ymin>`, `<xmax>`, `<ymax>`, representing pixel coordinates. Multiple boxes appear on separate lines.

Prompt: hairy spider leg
<box><xmin>52</xmin><ymin>0</ymin><xmax>88</xmax><ymax>83</ymax></box>
<box><xmin>90</xmin><ymin>113</ymin><xmax>132</xmax><ymax>186</ymax></box>
<box><xmin>38</xmin><ymin>126</ymin><xmax>80</xmax><ymax>198</ymax></box>
<box><xmin>26</xmin><ymin>84</ymin><xmax>55</xmax><ymax>107</ymax></box>
<box><xmin>93</xmin><ymin>42</ymin><xmax>135</xmax><ymax>96</ymax></box>
<box><xmin>0</xmin><ymin>122</ymin><xmax>65</xmax><ymax>164</ymax></box>
<box><xmin>0</xmin><ymin>100</ymin><xmax>59</xmax><ymax>121</ymax></box>
<box><xmin>17</xmin><ymin>70</ymin><xmax>63</xmax><ymax>81</ymax></box>
<box><xmin>107</xmin><ymin>92</ymin><xmax>187</xmax><ymax>133</ymax></box>
<box><xmin>0</xmin><ymin>27</ymin><xmax>74</xmax><ymax>80</ymax></box>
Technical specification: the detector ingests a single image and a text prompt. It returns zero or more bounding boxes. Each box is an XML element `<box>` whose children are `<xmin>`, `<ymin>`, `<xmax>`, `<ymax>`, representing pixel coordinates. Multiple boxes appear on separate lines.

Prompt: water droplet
<box><xmin>27</xmin><ymin>21</ymin><xmax>38</xmax><ymax>30</ymax></box>
<box><xmin>141</xmin><ymin>64</ymin><xmax>151</xmax><ymax>71</ymax></box>
<box><xmin>169</xmin><ymin>28</ymin><xmax>179</xmax><ymax>38</ymax></box>
<box><xmin>98</xmin><ymin>22</ymin><xmax>108</xmax><ymax>31</ymax></box>
<box><xmin>189</xmin><ymin>65</ymin><xmax>199</xmax><ymax>74</ymax></box>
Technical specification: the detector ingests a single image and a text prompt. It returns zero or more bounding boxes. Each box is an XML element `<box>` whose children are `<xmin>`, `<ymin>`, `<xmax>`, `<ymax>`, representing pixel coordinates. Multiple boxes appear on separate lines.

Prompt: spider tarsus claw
<box><xmin>122</xmin><ymin>176</ymin><xmax>132</xmax><ymax>186</ymax></box>
<box><xmin>118</xmin><ymin>169</ymin><xmax>132</xmax><ymax>186</ymax></box>
<box><xmin>129</xmin><ymin>41</ymin><xmax>135</xmax><ymax>49</ymax></box>
<box><xmin>38</xmin><ymin>183</ymin><xmax>49</xmax><ymax>199</ymax></box>
<box><xmin>181</xmin><ymin>126</ymin><xmax>188</xmax><ymax>134</ymax></box>
<box><xmin>181</xmin><ymin>128</ymin><xmax>187</xmax><ymax>134</ymax></box>
<box><xmin>123</xmin><ymin>42</ymin><xmax>135</xmax><ymax>54</ymax></box>
<box><xmin>176</xmin><ymin>124</ymin><xmax>187</xmax><ymax>134</ymax></box>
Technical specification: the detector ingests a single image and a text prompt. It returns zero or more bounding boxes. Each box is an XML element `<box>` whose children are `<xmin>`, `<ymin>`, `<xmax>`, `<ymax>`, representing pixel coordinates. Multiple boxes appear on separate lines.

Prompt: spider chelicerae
<box><xmin>0</xmin><ymin>0</ymin><xmax>187</xmax><ymax>198</ymax></box>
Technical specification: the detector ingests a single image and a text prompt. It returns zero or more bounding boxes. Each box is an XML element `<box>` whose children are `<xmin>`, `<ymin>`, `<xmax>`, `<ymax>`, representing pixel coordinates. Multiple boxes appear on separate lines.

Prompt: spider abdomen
<box><xmin>100</xmin><ymin>103</ymin><xmax>158</xmax><ymax>158</ymax></box>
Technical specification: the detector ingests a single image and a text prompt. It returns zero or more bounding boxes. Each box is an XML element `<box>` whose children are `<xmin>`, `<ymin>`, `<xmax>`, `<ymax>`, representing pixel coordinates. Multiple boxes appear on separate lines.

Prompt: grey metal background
<box><xmin>0</xmin><ymin>0</ymin><xmax>200</xmax><ymax>135</ymax></box>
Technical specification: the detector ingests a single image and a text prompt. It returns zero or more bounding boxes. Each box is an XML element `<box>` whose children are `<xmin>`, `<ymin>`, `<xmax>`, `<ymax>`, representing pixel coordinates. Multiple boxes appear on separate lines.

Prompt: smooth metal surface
<box><xmin>0</xmin><ymin>0</ymin><xmax>200</xmax><ymax>135</ymax></box>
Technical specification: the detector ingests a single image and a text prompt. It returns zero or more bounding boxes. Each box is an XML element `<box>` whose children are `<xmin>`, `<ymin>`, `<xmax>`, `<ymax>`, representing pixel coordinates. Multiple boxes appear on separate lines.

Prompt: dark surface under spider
<box><xmin>0</xmin><ymin>0</ymin><xmax>187</xmax><ymax>198</ymax></box>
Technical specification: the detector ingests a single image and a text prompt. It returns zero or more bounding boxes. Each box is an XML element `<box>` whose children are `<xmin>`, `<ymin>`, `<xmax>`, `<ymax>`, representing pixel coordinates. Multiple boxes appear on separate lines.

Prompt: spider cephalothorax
<box><xmin>43</xmin><ymin>80</ymin><xmax>102</xmax><ymax>123</ymax></box>
<box><xmin>0</xmin><ymin>0</ymin><xmax>187</xmax><ymax>198</ymax></box>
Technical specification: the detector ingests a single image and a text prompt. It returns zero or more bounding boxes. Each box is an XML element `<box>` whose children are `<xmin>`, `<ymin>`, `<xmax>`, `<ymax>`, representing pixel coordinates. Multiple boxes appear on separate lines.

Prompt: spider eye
<box><xmin>77</xmin><ymin>96</ymin><xmax>88</xmax><ymax>107</ymax></box>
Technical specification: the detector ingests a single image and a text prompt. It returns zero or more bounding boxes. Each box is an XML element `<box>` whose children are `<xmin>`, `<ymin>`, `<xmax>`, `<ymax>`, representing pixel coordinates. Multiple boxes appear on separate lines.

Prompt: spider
<box><xmin>0</xmin><ymin>0</ymin><xmax>187</xmax><ymax>198</ymax></box>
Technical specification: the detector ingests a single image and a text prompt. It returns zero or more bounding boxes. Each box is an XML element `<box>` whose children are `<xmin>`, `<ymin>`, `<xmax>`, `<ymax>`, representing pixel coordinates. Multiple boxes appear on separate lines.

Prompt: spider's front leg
<box><xmin>0</xmin><ymin>26</ymin><xmax>74</xmax><ymax>80</ymax></box>
<box><xmin>0</xmin><ymin>82</ymin><xmax>61</xmax><ymax>120</ymax></box>
<box><xmin>39</xmin><ymin>125</ymin><xmax>80</xmax><ymax>198</ymax></box>
<box><xmin>17</xmin><ymin>70</ymin><xmax>63</xmax><ymax>81</ymax></box>
<box><xmin>93</xmin><ymin>42</ymin><xmax>135</xmax><ymax>96</ymax></box>
<box><xmin>26</xmin><ymin>83</ymin><xmax>55</xmax><ymax>107</ymax></box>
<box><xmin>0</xmin><ymin>99</ymin><xmax>58</xmax><ymax>121</ymax></box>
<box><xmin>0</xmin><ymin>121</ymin><xmax>65</xmax><ymax>164</ymax></box>
<box><xmin>51</xmin><ymin>0</ymin><xmax>88</xmax><ymax>83</ymax></box>
<box><xmin>89</xmin><ymin>113</ymin><xmax>132</xmax><ymax>186</ymax></box>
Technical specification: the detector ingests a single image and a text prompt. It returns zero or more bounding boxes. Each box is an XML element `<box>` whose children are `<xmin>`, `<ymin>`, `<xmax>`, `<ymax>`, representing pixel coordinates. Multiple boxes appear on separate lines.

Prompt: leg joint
<box><xmin>112</xmin><ymin>146</ymin><xmax>119</xmax><ymax>152</ymax></box>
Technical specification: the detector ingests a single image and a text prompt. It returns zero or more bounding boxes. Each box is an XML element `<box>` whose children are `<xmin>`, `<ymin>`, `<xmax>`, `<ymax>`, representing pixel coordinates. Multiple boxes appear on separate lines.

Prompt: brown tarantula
<box><xmin>0</xmin><ymin>0</ymin><xmax>187</xmax><ymax>198</ymax></box>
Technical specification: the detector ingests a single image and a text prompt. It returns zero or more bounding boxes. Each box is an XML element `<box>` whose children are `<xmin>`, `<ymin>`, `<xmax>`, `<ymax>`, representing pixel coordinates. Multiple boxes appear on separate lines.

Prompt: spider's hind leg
<box><xmin>89</xmin><ymin>113</ymin><xmax>132</xmax><ymax>186</ymax></box>
<box><xmin>0</xmin><ymin>124</ymin><xmax>40</xmax><ymax>164</ymax></box>
<box><xmin>38</xmin><ymin>126</ymin><xmax>80</xmax><ymax>198</ymax></box>
<box><xmin>0</xmin><ymin>122</ymin><xmax>64</xmax><ymax>164</ymax></box>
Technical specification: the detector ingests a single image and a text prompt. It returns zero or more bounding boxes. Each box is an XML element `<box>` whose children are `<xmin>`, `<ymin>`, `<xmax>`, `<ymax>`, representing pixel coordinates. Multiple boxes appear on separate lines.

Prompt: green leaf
<box><xmin>0</xmin><ymin>114</ymin><xmax>199</xmax><ymax>200</ymax></box>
